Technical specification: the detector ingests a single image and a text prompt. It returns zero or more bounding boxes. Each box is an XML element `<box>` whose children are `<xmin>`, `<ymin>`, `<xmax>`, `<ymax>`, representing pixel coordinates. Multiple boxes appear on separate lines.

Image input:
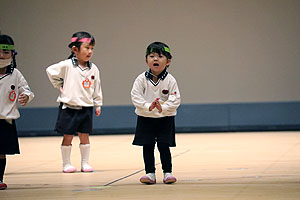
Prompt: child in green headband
<box><xmin>0</xmin><ymin>34</ymin><xmax>34</xmax><ymax>190</ymax></box>
<box><xmin>131</xmin><ymin>42</ymin><xmax>181</xmax><ymax>184</ymax></box>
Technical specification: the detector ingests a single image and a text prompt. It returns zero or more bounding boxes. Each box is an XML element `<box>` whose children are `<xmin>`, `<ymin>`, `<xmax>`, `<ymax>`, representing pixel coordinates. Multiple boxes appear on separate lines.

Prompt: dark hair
<box><xmin>67</xmin><ymin>31</ymin><xmax>95</xmax><ymax>59</ymax></box>
<box><xmin>145</xmin><ymin>42</ymin><xmax>172</xmax><ymax>59</ymax></box>
<box><xmin>0</xmin><ymin>34</ymin><xmax>17</xmax><ymax>68</ymax></box>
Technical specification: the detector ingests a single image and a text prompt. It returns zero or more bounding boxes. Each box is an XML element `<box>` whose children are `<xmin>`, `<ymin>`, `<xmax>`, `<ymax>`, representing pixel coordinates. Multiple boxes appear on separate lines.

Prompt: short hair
<box><xmin>145</xmin><ymin>42</ymin><xmax>172</xmax><ymax>59</ymax></box>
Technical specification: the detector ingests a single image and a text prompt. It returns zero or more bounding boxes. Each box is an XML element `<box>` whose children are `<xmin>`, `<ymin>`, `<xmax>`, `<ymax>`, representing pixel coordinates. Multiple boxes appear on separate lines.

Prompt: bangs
<box><xmin>147</xmin><ymin>47</ymin><xmax>165</xmax><ymax>55</ymax></box>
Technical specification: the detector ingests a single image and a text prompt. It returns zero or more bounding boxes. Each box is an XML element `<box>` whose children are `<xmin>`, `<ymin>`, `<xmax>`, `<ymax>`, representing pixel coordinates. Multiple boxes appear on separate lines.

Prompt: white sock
<box><xmin>61</xmin><ymin>145</ymin><xmax>76</xmax><ymax>172</ymax></box>
<box><xmin>79</xmin><ymin>144</ymin><xmax>93</xmax><ymax>171</ymax></box>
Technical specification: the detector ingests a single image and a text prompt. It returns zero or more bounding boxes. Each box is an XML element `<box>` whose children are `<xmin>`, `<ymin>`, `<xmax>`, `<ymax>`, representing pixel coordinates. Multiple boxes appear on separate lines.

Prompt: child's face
<box><xmin>0</xmin><ymin>49</ymin><xmax>13</xmax><ymax>59</ymax></box>
<box><xmin>72</xmin><ymin>42</ymin><xmax>94</xmax><ymax>64</ymax></box>
<box><xmin>146</xmin><ymin>52</ymin><xmax>171</xmax><ymax>75</ymax></box>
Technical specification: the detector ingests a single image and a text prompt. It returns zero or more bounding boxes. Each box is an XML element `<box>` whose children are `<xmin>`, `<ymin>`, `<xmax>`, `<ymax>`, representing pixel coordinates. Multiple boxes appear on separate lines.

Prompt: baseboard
<box><xmin>16</xmin><ymin>101</ymin><xmax>300</xmax><ymax>136</ymax></box>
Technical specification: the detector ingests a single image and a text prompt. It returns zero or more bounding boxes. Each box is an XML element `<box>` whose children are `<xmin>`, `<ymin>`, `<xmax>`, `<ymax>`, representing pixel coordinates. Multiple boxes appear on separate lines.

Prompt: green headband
<box><xmin>148</xmin><ymin>47</ymin><xmax>171</xmax><ymax>54</ymax></box>
<box><xmin>164</xmin><ymin>47</ymin><xmax>170</xmax><ymax>53</ymax></box>
<box><xmin>0</xmin><ymin>44</ymin><xmax>15</xmax><ymax>50</ymax></box>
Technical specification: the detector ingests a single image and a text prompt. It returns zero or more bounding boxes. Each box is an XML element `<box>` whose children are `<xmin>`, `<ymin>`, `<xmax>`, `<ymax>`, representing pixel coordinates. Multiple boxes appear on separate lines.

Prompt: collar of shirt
<box><xmin>145</xmin><ymin>67</ymin><xmax>168</xmax><ymax>81</ymax></box>
<box><xmin>0</xmin><ymin>65</ymin><xmax>14</xmax><ymax>77</ymax></box>
<box><xmin>0</xmin><ymin>67</ymin><xmax>14</xmax><ymax>80</ymax></box>
<box><xmin>7</xmin><ymin>65</ymin><xmax>14</xmax><ymax>74</ymax></box>
<box><xmin>71</xmin><ymin>57</ymin><xmax>91</xmax><ymax>69</ymax></box>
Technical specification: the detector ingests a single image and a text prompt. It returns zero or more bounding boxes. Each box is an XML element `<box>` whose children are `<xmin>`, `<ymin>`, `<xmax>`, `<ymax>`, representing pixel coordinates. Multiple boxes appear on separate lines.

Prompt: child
<box><xmin>0</xmin><ymin>34</ymin><xmax>34</xmax><ymax>190</ymax></box>
<box><xmin>46</xmin><ymin>31</ymin><xmax>103</xmax><ymax>173</ymax></box>
<box><xmin>131</xmin><ymin>42</ymin><xmax>181</xmax><ymax>184</ymax></box>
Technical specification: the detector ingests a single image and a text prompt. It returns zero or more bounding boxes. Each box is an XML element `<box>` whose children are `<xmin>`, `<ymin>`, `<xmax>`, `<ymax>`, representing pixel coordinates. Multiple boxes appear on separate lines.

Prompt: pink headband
<box><xmin>71</xmin><ymin>37</ymin><xmax>92</xmax><ymax>43</ymax></box>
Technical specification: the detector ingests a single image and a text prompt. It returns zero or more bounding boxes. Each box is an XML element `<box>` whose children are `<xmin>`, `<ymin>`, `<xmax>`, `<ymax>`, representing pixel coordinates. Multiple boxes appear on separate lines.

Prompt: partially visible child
<box><xmin>131</xmin><ymin>42</ymin><xmax>181</xmax><ymax>184</ymax></box>
<box><xmin>46</xmin><ymin>31</ymin><xmax>103</xmax><ymax>173</ymax></box>
<box><xmin>0</xmin><ymin>34</ymin><xmax>34</xmax><ymax>190</ymax></box>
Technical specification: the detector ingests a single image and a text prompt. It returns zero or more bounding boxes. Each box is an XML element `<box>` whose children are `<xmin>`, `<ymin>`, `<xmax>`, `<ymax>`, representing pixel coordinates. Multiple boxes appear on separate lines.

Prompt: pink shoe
<box><xmin>0</xmin><ymin>181</ymin><xmax>7</xmax><ymax>190</ymax></box>
<box><xmin>163</xmin><ymin>173</ymin><xmax>177</xmax><ymax>184</ymax></box>
<box><xmin>81</xmin><ymin>164</ymin><xmax>94</xmax><ymax>172</ymax></box>
<box><xmin>63</xmin><ymin>164</ymin><xmax>77</xmax><ymax>173</ymax></box>
<box><xmin>140</xmin><ymin>173</ymin><xmax>156</xmax><ymax>184</ymax></box>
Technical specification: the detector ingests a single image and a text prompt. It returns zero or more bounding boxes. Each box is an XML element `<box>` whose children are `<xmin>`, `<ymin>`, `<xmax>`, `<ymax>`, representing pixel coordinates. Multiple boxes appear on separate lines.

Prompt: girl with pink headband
<box><xmin>46</xmin><ymin>31</ymin><xmax>103</xmax><ymax>173</ymax></box>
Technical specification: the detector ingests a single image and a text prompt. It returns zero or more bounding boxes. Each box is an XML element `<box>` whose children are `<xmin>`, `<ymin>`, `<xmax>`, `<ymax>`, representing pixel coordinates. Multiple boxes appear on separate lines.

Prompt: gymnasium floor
<box><xmin>1</xmin><ymin>131</ymin><xmax>300</xmax><ymax>199</ymax></box>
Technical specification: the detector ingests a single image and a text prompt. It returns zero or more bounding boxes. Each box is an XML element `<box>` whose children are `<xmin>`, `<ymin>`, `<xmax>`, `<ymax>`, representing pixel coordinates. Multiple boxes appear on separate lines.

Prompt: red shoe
<box><xmin>0</xmin><ymin>181</ymin><xmax>7</xmax><ymax>190</ymax></box>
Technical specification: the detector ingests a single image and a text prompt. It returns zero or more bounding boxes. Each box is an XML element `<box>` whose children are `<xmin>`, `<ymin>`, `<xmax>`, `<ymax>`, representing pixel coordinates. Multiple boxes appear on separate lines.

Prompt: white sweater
<box><xmin>0</xmin><ymin>68</ymin><xmax>34</xmax><ymax>120</ymax></box>
<box><xmin>46</xmin><ymin>59</ymin><xmax>103</xmax><ymax>109</ymax></box>
<box><xmin>131</xmin><ymin>71</ymin><xmax>181</xmax><ymax>118</ymax></box>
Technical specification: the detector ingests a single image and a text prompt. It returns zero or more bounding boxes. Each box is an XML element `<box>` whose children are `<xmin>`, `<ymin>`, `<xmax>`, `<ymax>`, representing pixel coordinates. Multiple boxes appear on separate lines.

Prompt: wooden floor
<box><xmin>1</xmin><ymin>132</ymin><xmax>300</xmax><ymax>199</ymax></box>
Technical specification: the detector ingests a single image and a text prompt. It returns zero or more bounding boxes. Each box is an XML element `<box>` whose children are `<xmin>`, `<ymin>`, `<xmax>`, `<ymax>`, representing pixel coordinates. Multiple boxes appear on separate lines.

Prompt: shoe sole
<box><xmin>63</xmin><ymin>169</ymin><xmax>77</xmax><ymax>173</ymax></box>
<box><xmin>163</xmin><ymin>178</ymin><xmax>177</xmax><ymax>184</ymax></box>
<box><xmin>81</xmin><ymin>169</ymin><xmax>94</xmax><ymax>172</ymax></box>
<box><xmin>140</xmin><ymin>177</ymin><xmax>156</xmax><ymax>184</ymax></box>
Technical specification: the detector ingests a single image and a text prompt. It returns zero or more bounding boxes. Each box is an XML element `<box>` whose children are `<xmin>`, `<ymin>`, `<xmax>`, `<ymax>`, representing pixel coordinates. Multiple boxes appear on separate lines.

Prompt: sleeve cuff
<box><xmin>144</xmin><ymin>103</ymin><xmax>152</xmax><ymax>111</ymax></box>
<box><xmin>94</xmin><ymin>106</ymin><xmax>101</xmax><ymax>110</ymax></box>
<box><xmin>22</xmin><ymin>91</ymin><xmax>34</xmax><ymax>103</ymax></box>
<box><xmin>161</xmin><ymin>104</ymin><xmax>168</xmax><ymax>113</ymax></box>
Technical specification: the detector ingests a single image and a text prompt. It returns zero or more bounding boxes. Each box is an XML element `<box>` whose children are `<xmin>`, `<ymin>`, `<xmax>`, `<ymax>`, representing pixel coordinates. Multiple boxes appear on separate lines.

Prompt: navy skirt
<box><xmin>132</xmin><ymin>116</ymin><xmax>176</xmax><ymax>147</ymax></box>
<box><xmin>0</xmin><ymin>119</ymin><xmax>20</xmax><ymax>155</ymax></box>
<box><xmin>55</xmin><ymin>104</ymin><xmax>93</xmax><ymax>135</ymax></box>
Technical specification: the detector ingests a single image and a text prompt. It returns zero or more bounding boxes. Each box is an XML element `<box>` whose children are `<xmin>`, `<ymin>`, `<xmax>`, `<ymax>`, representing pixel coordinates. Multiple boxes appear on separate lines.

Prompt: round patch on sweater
<box><xmin>9</xmin><ymin>90</ymin><xmax>16</xmax><ymax>102</ymax></box>
<box><xmin>82</xmin><ymin>79</ymin><xmax>91</xmax><ymax>88</ymax></box>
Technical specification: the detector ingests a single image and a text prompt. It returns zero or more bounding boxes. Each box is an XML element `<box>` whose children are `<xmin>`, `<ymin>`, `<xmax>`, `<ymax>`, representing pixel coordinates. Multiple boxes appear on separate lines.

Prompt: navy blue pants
<box><xmin>143</xmin><ymin>143</ymin><xmax>172</xmax><ymax>174</ymax></box>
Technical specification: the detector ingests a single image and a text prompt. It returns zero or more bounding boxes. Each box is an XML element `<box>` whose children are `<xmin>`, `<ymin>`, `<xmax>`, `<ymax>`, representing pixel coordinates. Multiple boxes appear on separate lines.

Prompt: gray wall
<box><xmin>1</xmin><ymin>0</ymin><xmax>300</xmax><ymax>108</ymax></box>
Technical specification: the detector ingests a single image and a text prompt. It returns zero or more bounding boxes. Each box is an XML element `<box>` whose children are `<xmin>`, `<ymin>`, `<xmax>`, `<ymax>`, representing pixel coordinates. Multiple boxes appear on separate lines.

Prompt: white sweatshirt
<box><xmin>131</xmin><ymin>70</ymin><xmax>181</xmax><ymax>118</ymax></box>
<box><xmin>0</xmin><ymin>68</ymin><xmax>34</xmax><ymax>120</ymax></box>
<box><xmin>46</xmin><ymin>59</ymin><xmax>103</xmax><ymax>109</ymax></box>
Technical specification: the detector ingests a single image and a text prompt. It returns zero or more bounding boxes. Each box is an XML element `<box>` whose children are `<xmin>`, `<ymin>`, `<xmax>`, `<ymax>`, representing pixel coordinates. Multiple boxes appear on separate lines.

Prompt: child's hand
<box><xmin>18</xmin><ymin>94</ymin><xmax>29</xmax><ymax>106</ymax></box>
<box><xmin>59</xmin><ymin>87</ymin><xmax>64</xmax><ymax>93</ymax></box>
<box><xmin>155</xmin><ymin>99</ymin><xmax>162</xmax><ymax>113</ymax></box>
<box><xmin>149</xmin><ymin>101</ymin><xmax>156</xmax><ymax>111</ymax></box>
<box><xmin>149</xmin><ymin>98</ymin><xmax>161</xmax><ymax>112</ymax></box>
<box><xmin>95</xmin><ymin>108</ymin><xmax>101</xmax><ymax>117</ymax></box>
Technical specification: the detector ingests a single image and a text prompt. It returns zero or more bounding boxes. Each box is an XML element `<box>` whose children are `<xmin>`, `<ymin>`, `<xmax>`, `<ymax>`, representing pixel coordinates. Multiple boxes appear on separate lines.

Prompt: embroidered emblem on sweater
<box><xmin>82</xmin><ymin>79</ymin><xmax>91</xmax><ymax>88</ymax></box>
<box><xmin>9</xmin><ymin>85</ymin><xmax>16</xmax><ymax>102</ymax></box>
<box><xmin>162</xmin><ymin>90</ymin><xmax>169</xmax><ymax>94</ymax></box>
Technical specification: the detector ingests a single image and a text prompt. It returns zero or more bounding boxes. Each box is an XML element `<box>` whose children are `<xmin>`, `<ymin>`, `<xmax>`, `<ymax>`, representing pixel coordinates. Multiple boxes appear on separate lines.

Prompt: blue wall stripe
<box><xmin>16</xmin><ymin>102</ymin><xmax>300</xmax><ymax>136</ymax></box>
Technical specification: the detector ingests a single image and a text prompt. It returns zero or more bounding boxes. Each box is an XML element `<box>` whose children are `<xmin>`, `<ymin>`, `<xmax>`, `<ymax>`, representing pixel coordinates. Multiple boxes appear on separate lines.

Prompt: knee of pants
<box><xmin>143</xmin><ymin>144</ymin><xmax>155</xmax><ymax>152</ymax></box>
<box><xmin>157</xmin><ymin>143</ymin><xmax>170</xmax><ymax>152</ymax></box>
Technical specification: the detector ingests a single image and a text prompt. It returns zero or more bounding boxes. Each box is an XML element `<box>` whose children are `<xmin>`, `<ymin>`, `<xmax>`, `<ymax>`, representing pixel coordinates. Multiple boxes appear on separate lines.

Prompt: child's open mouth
<box><xmin>153</xmin><ymin>63</ymin><xmax>159</xmax><ymax>67</ymax></box>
